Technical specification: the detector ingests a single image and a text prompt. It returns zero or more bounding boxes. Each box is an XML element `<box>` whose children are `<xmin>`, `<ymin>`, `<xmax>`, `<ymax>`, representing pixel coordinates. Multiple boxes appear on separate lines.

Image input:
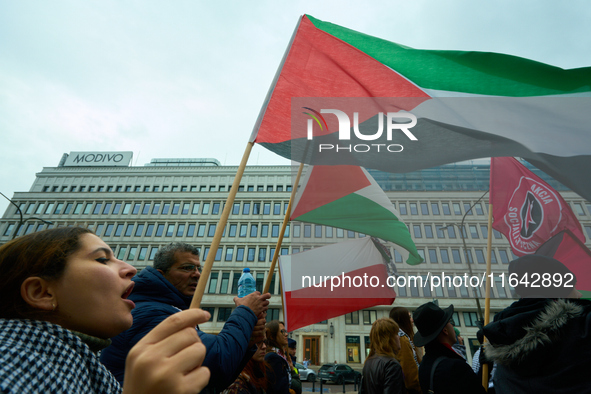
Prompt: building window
<box><xmin>258</xmin><ymin>248</ymin><xmax>266</xmax><ymax>262</ymax></box>
<box><xmin>145</xmin><ymin>224</ymin><xmax>154</xmax><ymax>237</ymax></box>
<box><xmin>436</xmin><ymin>225</ymin><xmax>445</xmax><ymax>239</ymax></box>
<box><xmin>142</xmin><ymin>203</ymin><xmax>151</xmax><ymax>215</ymax></box>
<box><xmin>138</xmin><ymin>247</ymin><xmax>148</xmax><ymax>260</ymax></box>
<box><xmin>135</xmin><ymin>224</ymin><xmax>145</xmax><ymax>237</ymax></box>
<box><xmin>156</xmin><ymin>224</ymin><xmax>165</xmax><ymax>237</ymax></box>
<box><xmin>202</xmin><ymin>203</ymin><xmax>210</xmax><ymax>214</ymax></box>
<box><xmin>424</xmin><ymin>224</ymin><xmax>433</xmax><ymax>238</ymax></box>
<box><xmin>208</xmin><ymin>224</ymin><xmax>216</xmax><ymax>237</ymax></box>
<box><xmin>187</xmin><ymin>224</ymin><xmax>195</xmax><ymax>237</ymax></box>
<box><xmin>440</xmin><ymin>249</ymin><xmax>450</xmax><ymax>264</ymax></box>
<box><xmin>428</xmin><ymin>249</ymin><xmax>438</xmax><ymax>263</ymax></box>
<box><xmin>410</xmin><ymin>203</ymin><xmax>418</xmax><ymax>215</ymax></box>
<box><xmin>165</xmin><ymin>224</ymin><xmax>175</xmax><ymax>237</ymax></box>
<box><xmin>362</xmin><ymin>310</ymin><xmax>377</xmax><ymax>325</ymax></box>
<box><xmin>345</xmin><ymin>311</ymin><xmax>359</xmax><ymax>325</ymax></box>
<box><xmin>399</xmin><ymin>203</ymin><xmax>407</xmax><ymax>215</ymax></box>
<box><xmin>274</xmin><ymin>203</ymin><xmax>281</xmax><ymax>215</ymax></box>
<box><xmin>132</xmin><ymin>203</ymin><xmax>141</xmax><ymax>215</ymax></box>
<box><xmin>413</xmin><ymin>225</ymin><xmax>422</xmax><ymax>238</ymax></box>
<box><xmin>231</xmin><ymin>273</ymin><xmax>240</xmax><ymax>293</ymax></box>
<box><xmin>114</xmin><ymin>224</ymin><xmax>124</xmax><ymax>237</ymax></box>
<box><xmin>192</xmin><ymin>203</ymin><xmax>200</xmax><ymax>214</ymax></box>
<box><xmin>263</xmin><ymin>203</ymin><xmax>271</xmax><ymax>215</ymax></box>
<box><xmin>239</xmin><ymin>224</ymin><xmax>247</xmax><ymax>237</ymax></box>
<box><xmin>217</xmin><ymin>307</ymin><xmax>232</xmax><ymax>322</ymax></box>
<box><xmin>117</xmin><ymin>247</ymin><xmax>127</xmax><ymax>260</ymax></box>
<box><xmin>236</xmin><ymin>248</ymin><xmax>244</xmax><ymax>262</ymax></box>
<box><xmin>463</xmin><ymin>312</ymin><xmax>479</xmax><ymax>327</ymax></box>
<box><xmin>304</xmin><ymin>225</ymin><xmax>311</xmax><ymax>238</ymax></box>
<box><xmin>452</xmin><ymin>249</ymin><xmax>462</xmax><ymax>264</ymax></box>
<box><xmin>474</xmin><ymin>203</ymin><xmax>484</xmax><ymax>215</ymax></box>
<box><xmin>149</xmin><ymin>247</ymin><xmax>158</xmax><ymax>260</ymax></box>
<box><xmin>463</xmin><ymin>203</ymin><xmax>473</xmax><ymax>215</ymax></box>
<box><xmin>229</xmin><ymin>224</ymin><xmax>237</xmax><ymax>237</ymax></box>
<box><xmin>214</xmin><ymin>248</ymin><xmax>222</xmax><ymax>261</ymax></box>
<box><xmin>212</xmin><ymin>203</ymin><xmax>220</xmax><ymax>215</ymax></box>
<box><xmin>242</xmin><ymin>203</ymin><xmax>250</xmax><ymax>215</ymax></box>
<box><xmin>345</xmin><ymin>337</ymin><xmax>361</xmax><ymax>363</ymax></box>
<box><xmin>442</xmin><ymin>203</ymin><xmax>451</xmax><ymax>215</ymax></box>
<box><xmin>176</xmin><ymin>224</ymin><xmax>186</xmax><ymax>237</ymax></box>
<box><xmin>499</xmin><ymin>250</ymin><xmax>510</xmax><ymax>264</ymax></box>
<box><xmin>256</xmin><ymin>273</ymin><xmax>265</xmax><ymax>293</ymax></box>
<box><xmin>250</xmin><ymin>224</ymin><xmax>258</xmax><ymax>237</ymax></box>
<box><xmin>453</xmin><ymin>203</ymin><xmax>462</xmax><ymax>215</ymax></box>
<box><xmin>220</xmin><ymin>273</ymin><xmax>230</xmax><ymax>294</ymax></box>
<box><xmin>272</xmin><ymin>224</ymin><xmax>280</xmax><ymax>238</ymax></box>
<box><xmin>253</xmin><ymin>203</ymin><xmax>260</xmax><ymax>214</ymax></box>
<box><xmin>225</xmin><ymin>247</ymin><xmax>234</xmax><ymax>262</ymax></box>
<box><xmin>247</xmin><ymin>248</ymin><xmax>256</xmax><ymax>262</ymax></box>
<box><xmin>83</xmin><ymin>204</ymin><xmax>92</xmax><ymax>215</ymax></box>
<box><xmin>475</xmin><ymin>249</ymin><xmax>486</xmax><ymax>264</ymax></box>
<box><xmin>431</xmin><ymin>203</ymin><xmax>441</xmax><ymax>215</ymax></box>
<box><xmin>232</xmin><ymin>203</ymin><xmax>240</xmax><ymax>214</ymax></box>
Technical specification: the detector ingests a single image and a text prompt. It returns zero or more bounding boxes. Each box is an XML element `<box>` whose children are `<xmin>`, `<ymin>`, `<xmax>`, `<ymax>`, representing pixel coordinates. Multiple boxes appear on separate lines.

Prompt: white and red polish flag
<box><xmin>279</xmin><ymin>237</ymin><xmax>396</xmax><ymax>331</ymax></box>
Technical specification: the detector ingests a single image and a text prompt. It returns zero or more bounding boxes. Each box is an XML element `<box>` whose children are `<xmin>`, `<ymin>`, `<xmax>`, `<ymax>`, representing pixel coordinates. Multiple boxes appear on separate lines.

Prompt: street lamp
<box><xmin>1</xmin><ymin>192</ymin><xmax>53</xmax><ymax>239</ymax></box>
<box><xmin>329</xmin><ymin>322</ymin><xmax>334</xmax><ymax>338</ymax></box>
<box><xmin>442</xmin><ymin>190</ymin><xmax>489</xmax><ymax>326</ymax></box>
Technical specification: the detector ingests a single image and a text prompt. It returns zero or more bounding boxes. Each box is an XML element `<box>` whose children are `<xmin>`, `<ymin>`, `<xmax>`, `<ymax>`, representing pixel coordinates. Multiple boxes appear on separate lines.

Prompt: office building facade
<box><xmin>2</xmin><ymin>152</ymin><xmax>590</xmax><ymax>368</ymax></box>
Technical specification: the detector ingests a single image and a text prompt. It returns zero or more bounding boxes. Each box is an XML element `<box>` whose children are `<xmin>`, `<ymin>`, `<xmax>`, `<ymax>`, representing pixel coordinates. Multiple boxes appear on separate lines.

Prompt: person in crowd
<box><xmin>286</xmin><ymin>338</ymin><xmax>301</xmax><ymax>394</ymax></box>
<box><xmin>0</xmin><ymin>227</ymin><xmax>210</xmax><ymax>393</ymax></box>
<box><xmin>389</xmin><ymin>306</ymin><xmax>421</xmax><ymax>394</ymax></box>
<box><xmin>413</xmin><ymin>302</ymin><xmax>486</xmax><ymax>394</ymax></box>
<box><xmin>264</xmin><ymin>320</ymin><xmax>291</xmax><ymax>394</ymax></box>
<box><xmin>359</xmin><ymin>318</ymin><xmax>405</xmax><ymax>394</ymax></box>
<box><xmin>224</xmin><ymin>331</ymin><xmax>269</xmax><ymax>394</ymax></box>
<box><xmin>451</xmin><ymin>326</ymin><xmax>467</xmax><ymax>360</ymax></box>
<box><xmin>101</xmin><ymin>242</ymin><xmax>271</xmax><ymax>393</ymax></box>
<box><xmin>287</xmin><ymin>338</ymin><xmax>297</xmax><ymax>364</ymax></box>
<box><xmin>483</xmin><ymin>255</ymin><xmax>590</xmax><ymax>393</ymax></box>
<box><xmin>472</xmin><ymin>329</ymin><xmax>495</xmax><ymax>394</ymax></box>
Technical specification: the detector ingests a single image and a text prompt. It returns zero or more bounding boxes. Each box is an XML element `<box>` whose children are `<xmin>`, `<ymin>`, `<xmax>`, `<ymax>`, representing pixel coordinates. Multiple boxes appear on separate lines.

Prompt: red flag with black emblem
<box><xmin>490</xmin><ymin>157</ymin><xmax>586</xmax><ymax>256</ymax></box>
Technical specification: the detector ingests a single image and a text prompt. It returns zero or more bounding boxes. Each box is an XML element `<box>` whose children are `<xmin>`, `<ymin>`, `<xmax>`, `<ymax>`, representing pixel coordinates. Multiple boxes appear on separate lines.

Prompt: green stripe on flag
<box><xmin>295</xmin><ymin>193</ymin><xmax>423</xmax><ymax>265</ymax></box>
<box><xmin>306</xmin><ymin>15</ymin><xmax>591</xmax><ymax>97</ymax></box>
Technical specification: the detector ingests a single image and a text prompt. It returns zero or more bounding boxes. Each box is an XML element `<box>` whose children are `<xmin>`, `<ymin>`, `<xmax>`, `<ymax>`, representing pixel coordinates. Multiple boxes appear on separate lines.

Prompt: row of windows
<box><xmin>395</xmin><ymin>275</ymin><xmax>512</xmax><ymax>299</ymax></box>
<box><xmin>394</xmin><ymin>201</ymin><xmax>591</xmax><ymax>218</ymax></box>
<box><xmin>18</xmin><ymin>200</ymin><xmax>290</xmax><ymax>217</ymax></box>
<box><xmin>409</xmin><ymin>247</ymin><xmax>512</xmax><ymax>265</ymax></box>
<box><xmin>41</xmin><ymin>184</ymin><xmax>293</xmax><ymax>193</ymax></box>
<box><xmin>344</xmin><ymin>310</ymin><xmax>485</xmax><ymax>329</ymax></box>
<box><xmin>409</xmin><ymin>223</ymin><xmax>504</xmax><ymax>240</ymax></box>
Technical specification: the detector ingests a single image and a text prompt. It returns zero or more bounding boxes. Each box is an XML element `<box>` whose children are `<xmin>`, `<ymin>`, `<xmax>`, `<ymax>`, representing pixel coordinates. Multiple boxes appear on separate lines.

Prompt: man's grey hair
<box><xmin>153</xmin><ymin>242</ymin><xmax>199</xmax><ymax>273</ymax></box>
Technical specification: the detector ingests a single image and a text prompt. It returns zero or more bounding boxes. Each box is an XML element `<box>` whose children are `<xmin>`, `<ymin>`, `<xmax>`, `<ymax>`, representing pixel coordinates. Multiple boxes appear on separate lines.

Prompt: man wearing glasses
<box><xmin>101</xmin><ymin>242</ymin><xmax>271</xmax><ymax>393</ymax></box>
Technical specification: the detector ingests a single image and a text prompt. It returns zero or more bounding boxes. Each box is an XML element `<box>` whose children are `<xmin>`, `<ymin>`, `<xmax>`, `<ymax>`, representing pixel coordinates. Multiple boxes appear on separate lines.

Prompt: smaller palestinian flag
<box><xmin>280</xmin><ymin>237</ymin><xmax>397</xmax><ymax>331</ymax></box>
<box><xmin>291</xmin><ymin>165</ymin><xmax>423</xmax><ymax>265</ymax></box>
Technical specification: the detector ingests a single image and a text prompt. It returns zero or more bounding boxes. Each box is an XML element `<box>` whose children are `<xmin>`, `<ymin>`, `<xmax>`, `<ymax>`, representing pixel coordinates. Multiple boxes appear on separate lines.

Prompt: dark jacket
<box><xmin>418</xmin><ymin>342</ymin><xmax>486</xmax><ymax>394</ymax></box>
<box><xmin>483</xmin><ymin>298</ymin><xmax>591</xmax><ymax>394</ymax></box>
<box><xmin>265</xmin><ymin>352</ymin><xmax>290</xmax><ymax>394</ymax></box>
<box><xmin>100</xmin><ymin>266</ymin><xmax>257</xmax><ymax>393</ymax></box>
<box><xmin>360</xmin><ymin>355</ymin><xmax>405</xmax><ymax>394</ymax></box>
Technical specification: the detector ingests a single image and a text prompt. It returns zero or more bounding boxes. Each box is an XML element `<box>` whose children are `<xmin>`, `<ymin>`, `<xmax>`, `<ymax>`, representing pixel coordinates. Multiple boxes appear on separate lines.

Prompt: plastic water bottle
<box><xmin>237</xmin><ymin>268</ymin><xmax>256</xmax><ymax>298</ymax></box>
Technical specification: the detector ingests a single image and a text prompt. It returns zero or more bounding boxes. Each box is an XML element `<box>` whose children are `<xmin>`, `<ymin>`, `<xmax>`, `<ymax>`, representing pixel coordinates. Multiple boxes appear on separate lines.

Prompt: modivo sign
<box><xmin>64</xmin><ymin>151</ymin><xmax>133</xmax><ymax>167</ymax></box>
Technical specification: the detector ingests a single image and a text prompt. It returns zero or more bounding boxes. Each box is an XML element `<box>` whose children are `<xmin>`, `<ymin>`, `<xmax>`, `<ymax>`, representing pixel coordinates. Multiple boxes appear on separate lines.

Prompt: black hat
<box><xmin>288</xmin><ymin>338</ymin><xmax>297</xmax><ymax>349</ymax></box>
<box><xmin>413</xmin><ymin>302</ymin><xmax>454</xmax><ymax>347</ymax></box>
<box><xmin>509</xmin><ymin>255</ymin><xmax>577</xmax><ymax>298</ymax></box>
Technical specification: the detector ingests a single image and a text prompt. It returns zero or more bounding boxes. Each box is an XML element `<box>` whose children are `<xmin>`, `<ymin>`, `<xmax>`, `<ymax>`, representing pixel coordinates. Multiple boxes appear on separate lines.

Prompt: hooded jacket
<box><xmin>483</xmin><ymin>298</ymin><xmax>591</xmax><ymax>394</ymax></box>
<box><xmin>100</xmin><ymin>266</ymin><xmax>257</xmax><ymax>393</ymax></box>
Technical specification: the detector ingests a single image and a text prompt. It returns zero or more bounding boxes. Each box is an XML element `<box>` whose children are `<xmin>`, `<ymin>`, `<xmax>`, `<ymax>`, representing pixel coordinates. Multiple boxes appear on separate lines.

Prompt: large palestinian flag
<box><xmin>250</xmin><ymin>14</ymin><xmax>591</xmax><ymax>201</ymax></box>
<box><xmin>291</xmin><ymin>165</ymin><xmax>423</xmax><ymax>265</ymax></box>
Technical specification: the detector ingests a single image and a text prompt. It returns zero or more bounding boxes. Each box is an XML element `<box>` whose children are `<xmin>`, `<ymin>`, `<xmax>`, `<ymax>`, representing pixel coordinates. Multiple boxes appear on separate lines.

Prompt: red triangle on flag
<box><xmin>255</xmin><ymin>15</ymin><xmax>429</xmax><ymax>144</ymax></box>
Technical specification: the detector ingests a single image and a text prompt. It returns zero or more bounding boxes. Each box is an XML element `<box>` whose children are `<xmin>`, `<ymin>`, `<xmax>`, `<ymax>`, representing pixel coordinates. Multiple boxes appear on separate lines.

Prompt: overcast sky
<box><xmin>1</xmin><ymin>0</ymin><xmax>589</xmax><ymax>214</ymax></box>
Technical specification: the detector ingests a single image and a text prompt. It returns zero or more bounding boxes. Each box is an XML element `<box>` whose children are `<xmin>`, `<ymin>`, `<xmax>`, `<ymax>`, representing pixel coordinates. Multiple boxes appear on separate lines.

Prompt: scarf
<box><xmin>0</xmin><ymin>319</ymin><xmax>121</xmax><ymax>394</ymax></box>
<box><xmin>398</xmin><ymin>328</ymin><xmax>419</xmax><ymax>367</ymax></box>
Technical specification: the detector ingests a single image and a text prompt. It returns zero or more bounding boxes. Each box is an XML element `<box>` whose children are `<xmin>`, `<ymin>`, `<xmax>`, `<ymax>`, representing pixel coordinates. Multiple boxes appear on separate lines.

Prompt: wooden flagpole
<box><xmin>481</xmin><ymin>203</ymin><xmax>494</xmax><ymax>390</ymax></box>
<box><xmin>263</xmin><ymin>162</ymin><xmax>305</xmax><ymax>294</ymax></box>
<box><xmin>190</xmin><ymin>141</ymin><xmax>254</xmax><ymax>309</ymax></box>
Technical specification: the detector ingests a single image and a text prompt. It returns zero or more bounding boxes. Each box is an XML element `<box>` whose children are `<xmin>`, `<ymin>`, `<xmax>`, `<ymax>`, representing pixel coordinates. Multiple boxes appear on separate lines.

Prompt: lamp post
<box><xmin>442</xmin><ymin>190</ymin><xmax>489</xmax><ymax>327</ymax></box>
<box><xmin>1</xmin><ymin>192</ymin><xmax>53</xmax><ymax>239</ymax></box>
<box><xmin>329</xmin><ymin>322</ymin><xmax>334</xmax><ymax>338</ymax></box>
